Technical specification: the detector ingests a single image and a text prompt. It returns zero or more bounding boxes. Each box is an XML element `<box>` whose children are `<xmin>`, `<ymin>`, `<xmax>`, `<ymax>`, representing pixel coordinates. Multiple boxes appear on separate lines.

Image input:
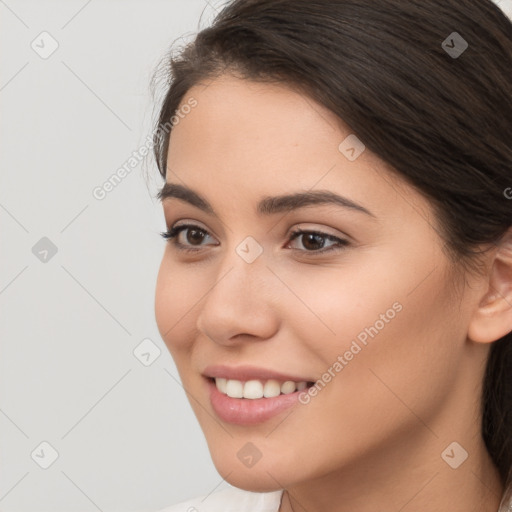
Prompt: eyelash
<box><xmin>159</xmin><ymin>223</ymin><xmax>349</xmax><ymax>255</ymax></box>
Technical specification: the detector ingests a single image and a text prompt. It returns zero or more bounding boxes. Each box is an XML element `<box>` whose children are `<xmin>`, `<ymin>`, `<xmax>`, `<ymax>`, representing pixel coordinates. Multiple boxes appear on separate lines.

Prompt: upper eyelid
<box><xmin>163</xmin><ymin>204</ymin><xmax>353</xmax><ymax>237</ymax></box>
<box><xmin>168</xmin><ymin>218</ymin><xmax>216</xmax><ymax>232</ymax></box>
<box><xmin>168</xmin><ymin>222</ymin><xmax>348</xmax><ymax>245</ymax></box>
<box><xmin>161</xmin><ymin>223</ymin><xmax>352</xmax><ymax>259</ymax></box>
<box><xmin>169</xmin><ymin>220</ymin><xmax>343</xmax><ymax>236</ymax></box>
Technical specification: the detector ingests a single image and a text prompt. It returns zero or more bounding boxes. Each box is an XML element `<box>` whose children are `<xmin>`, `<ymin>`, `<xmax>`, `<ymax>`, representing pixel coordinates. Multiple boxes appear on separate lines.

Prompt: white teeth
<box><xmin>263</xmin><ymin>379</ymin><xmax>281</xmax><ymax>398</ymax></box>
<box><xmin>296</xmin><ymin>381</ymin><xmax>307</xmax><ymax>391</ymax></box>
<box><xmin>280</xmin><ymin>381</ymin><xmax>296</xmax><ymax>394</ymax></box>
<box><xmin>215</xmin><ymin>377</ymin><xmax>308</xmax><ymax>398</ymax></box>
<box><xmin>243</xmin><ymin>380</ymin><xmax>264</xmax><ymax>399</ymax></box>
<box><xmin>216</xmin><ymin>377</ymin><xmax>227</xmax><ymax>394</ymax></box>
<box><xmin>225</xmin><ymin>379</ymin><xmax>243</xmax><ymax>398</ymax></box>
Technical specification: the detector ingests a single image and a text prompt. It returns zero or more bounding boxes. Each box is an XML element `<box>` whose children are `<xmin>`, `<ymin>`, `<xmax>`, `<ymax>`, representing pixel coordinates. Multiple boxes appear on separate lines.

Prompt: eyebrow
<box><xmin>157</xmin><ymin>183</ymin><xmax>376</xmax><ymax>218</ymax></box>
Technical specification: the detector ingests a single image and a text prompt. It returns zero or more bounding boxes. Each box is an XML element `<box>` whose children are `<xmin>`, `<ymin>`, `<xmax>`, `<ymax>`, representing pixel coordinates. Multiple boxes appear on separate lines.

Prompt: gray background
<box><xmin>1</xmin><ymin>1</ymin><xmax>511</xmax><ymax>511</ymax></box>
<box><xmin>0</xmin><ymin>1</ymin><xmax>231</xmax><ymax>511</ymax></box>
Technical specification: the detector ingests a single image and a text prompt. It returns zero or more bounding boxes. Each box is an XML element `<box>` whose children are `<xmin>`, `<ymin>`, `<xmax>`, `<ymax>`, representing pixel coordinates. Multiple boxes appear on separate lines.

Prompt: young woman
<box><xmin>151</xmin><ymin>0</ymin><xmax>512</xmax><ymax>510</ymax></box>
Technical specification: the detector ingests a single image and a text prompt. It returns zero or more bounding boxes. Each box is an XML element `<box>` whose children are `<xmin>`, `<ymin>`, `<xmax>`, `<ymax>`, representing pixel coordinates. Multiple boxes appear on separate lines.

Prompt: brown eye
<box><xmin>300</xmin><ymin>233</ymin><xmax>327</xmax><ymax>251</ymax></box>
<box><xmin>160</xmin><ymin>224</ymin><xmax>217</xmax><ymax>252</ymax></box>
<box><xmin>287</xmin><ymin>229</ymin><xmax>349</xmax><ymax>253</ymax></box>
<box><xmin>184</xmin><ymin>227</ymin><xmax>206</xmax><ymax>245</ymax></box>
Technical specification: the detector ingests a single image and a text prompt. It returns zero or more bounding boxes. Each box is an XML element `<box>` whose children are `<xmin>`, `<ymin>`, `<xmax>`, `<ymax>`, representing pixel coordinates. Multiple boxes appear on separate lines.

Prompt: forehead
<box><xmin>172</xmin><ymin>77</ymin><xmax>356</xmax><ymax>174</ymax></box>
<box><xmin>169</xmin><ymin>74</ymin><xmax>345</xmax><ymax>156</ymax></box>
<box><xmin>165</xmin><ymin>74</ymin><xmax>426</xmax><ymax>223</ymax></box>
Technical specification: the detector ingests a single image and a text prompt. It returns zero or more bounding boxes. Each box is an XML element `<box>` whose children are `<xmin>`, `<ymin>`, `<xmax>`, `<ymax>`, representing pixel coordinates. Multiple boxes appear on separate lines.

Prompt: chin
<box><xmin>222</xmin><ymin>472</ymin><xmax>285</xmax><ymax>493</ymax></box>
<box><xmin>208</xmin><ymin>448</ymin><xmax>302</xmax><ymax>492</ymax></box>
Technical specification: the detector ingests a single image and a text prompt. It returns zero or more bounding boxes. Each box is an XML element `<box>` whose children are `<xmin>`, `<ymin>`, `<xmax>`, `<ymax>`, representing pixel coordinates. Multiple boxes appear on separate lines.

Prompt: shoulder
<box><xmin>155</xmin><ymin>486</ymin><xmax>283</xmax><ymax>512</ymax></box>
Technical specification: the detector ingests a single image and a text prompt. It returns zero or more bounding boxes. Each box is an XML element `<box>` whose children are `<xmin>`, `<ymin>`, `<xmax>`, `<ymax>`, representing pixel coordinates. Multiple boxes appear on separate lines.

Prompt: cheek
<box><xmin>154</xmin><ymin>255</ymin><xmax>203</xmax><ymax>354</ymax></box>
<box><xmin>320</xmin><ymin>272</ymin><xmax>460</xmax><ymax>432</ymax></box>
<box><xmin>274</xmin><ymin>260</ymin><xmax>406</xmax><ymax>362</ymax></box>
<box><xmin>285</xmin><ymin>251</ymin><xmax>460</xmax><ymax>410</ymax></box>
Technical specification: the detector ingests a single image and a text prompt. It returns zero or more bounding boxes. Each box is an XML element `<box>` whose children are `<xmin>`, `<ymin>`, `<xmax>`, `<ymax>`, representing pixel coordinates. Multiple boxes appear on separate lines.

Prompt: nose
<box><xmin>195</xmin><ymin>252</ymin><xmax>280</xmax><ymax>346</ymax></box>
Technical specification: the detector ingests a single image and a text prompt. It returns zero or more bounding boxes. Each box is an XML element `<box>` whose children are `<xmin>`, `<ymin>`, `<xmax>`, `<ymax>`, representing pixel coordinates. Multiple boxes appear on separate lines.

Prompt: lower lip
<box><xmin>206</xmin><ymin>378</ymin><xmax>306</xmax><ymax>425</ymax></box>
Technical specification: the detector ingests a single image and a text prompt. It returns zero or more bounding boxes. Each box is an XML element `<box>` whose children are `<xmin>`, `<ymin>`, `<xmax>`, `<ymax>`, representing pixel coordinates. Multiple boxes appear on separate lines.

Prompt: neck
<box><xmin>278</xmin><ymin>407</ymin><xmax>504</xmax><ymax>512</ymax></box>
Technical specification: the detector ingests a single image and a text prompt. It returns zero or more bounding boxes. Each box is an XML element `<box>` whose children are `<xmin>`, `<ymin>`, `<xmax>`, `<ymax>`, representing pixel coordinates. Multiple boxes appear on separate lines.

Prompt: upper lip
<box><xmin>202</xmin><ymin>364</ymin><xmax>313</xmax><ymax>383</ymax></box>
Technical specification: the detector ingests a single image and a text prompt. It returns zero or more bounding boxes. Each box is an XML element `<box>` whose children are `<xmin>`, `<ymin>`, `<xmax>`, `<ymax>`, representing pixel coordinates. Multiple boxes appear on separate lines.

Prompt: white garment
<box><xmin>157</xmin><ymin>483</ymin><xmax>512</xmax><ymax>512</ymax></box>
<box><xmin>498</xmin><ymin>482</ymin><xmax>512</xmax><ymax>512</ymax></box>
<box><xmin>156</xmin><ymin>486</ymin><xmax>284</xmax><ymax>512</ymax></box>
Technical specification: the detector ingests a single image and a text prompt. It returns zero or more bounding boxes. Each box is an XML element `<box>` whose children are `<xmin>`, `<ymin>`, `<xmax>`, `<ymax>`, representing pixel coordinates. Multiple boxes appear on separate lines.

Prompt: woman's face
<box><xmin>154</xmin><ymin>74</ymin><xmax>486</xmax><ymax>491</ymax></box>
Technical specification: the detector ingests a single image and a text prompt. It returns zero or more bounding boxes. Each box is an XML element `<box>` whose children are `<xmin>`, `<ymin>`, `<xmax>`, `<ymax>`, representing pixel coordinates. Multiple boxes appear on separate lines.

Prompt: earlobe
<box><xmin>467</xmin><ymin>228</ymin><xmax>512</xmax><ymax>344</ymax></box>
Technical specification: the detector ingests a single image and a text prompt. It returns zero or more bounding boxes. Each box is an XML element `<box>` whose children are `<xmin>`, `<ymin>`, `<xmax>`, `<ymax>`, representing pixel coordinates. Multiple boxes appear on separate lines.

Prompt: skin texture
<box><xmin>154</xmin><ymin>74</ymin><xmax>512</xmax><ymax>512</ymax></box>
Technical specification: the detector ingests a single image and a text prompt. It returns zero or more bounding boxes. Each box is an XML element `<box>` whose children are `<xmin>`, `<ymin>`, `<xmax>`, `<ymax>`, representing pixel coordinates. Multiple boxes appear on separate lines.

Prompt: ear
<box><xmin>468</xmin><ymin>227</ymin><xmax>512</xmax><ymax>344</ymax></box>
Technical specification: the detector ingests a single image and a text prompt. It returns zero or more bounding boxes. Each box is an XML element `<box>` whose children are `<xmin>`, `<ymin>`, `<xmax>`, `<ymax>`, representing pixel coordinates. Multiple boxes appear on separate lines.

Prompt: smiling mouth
<box><xmin>208</xmin><ymin>376</ymin><xmax>315</xmax><ymax>399</ymax></box>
